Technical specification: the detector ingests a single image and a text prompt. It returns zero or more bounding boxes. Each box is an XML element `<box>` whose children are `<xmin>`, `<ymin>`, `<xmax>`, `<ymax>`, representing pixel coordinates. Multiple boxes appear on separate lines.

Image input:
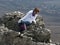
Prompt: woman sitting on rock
<box><xmin>17</xmin><ymin>8</ymin><xmax>40</xmax><ymax>37</ymax></box>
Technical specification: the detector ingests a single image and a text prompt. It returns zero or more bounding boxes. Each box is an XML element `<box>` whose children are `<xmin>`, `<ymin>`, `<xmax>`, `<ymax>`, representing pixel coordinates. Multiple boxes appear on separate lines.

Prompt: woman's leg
<box><xmin>16</xmin><ymin>23</ymin><xmax>26</xmax><ymax>37</ymax></box>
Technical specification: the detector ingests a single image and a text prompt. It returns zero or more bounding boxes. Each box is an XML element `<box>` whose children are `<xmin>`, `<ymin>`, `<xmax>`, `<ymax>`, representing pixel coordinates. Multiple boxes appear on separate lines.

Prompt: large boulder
<box><xmin>0</xmin><ymin>25</ymin><xmax>56</xmax><ymax>45</ymax></box>
<box><xmin>0</xmin><ymin>11</ymin><xmax>52</xmax><ymax>44</ymax></box>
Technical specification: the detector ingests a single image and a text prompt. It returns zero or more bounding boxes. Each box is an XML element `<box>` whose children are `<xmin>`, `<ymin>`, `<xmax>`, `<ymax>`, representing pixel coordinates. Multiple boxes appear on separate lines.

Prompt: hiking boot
<box><xmin>15</xmin><ymin>34</ymin><xmax>23</xmax><ymax>38</ymax></box>
<box><xmin>18</xmin><ymin>32</ymin><xmax>20</xmax><ymax>35</ymax></box>
<box><xmin>21</xmin><ymin>34</ymin><xmax>24</xmax><ymax>36</ymax></box>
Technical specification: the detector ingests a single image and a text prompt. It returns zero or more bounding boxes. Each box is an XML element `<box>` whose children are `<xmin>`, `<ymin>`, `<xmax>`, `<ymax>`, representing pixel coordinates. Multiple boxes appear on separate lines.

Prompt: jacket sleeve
<box><xmin>20</xmin><ymin>10</ymin><xmax>31</xmax><ymax>20</ymax></box>
<box><xmin>18</xmin><ymin>10</ymin><xmax>32</xmax><ymax>23</ymax></box>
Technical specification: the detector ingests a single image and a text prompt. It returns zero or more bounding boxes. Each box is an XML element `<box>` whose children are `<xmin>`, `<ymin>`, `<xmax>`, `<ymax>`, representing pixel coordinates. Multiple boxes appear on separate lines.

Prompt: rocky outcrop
<box><xmin>0</xmin><ymin>11</ymin><xmax>57</xmax><ymax>45</ymax></box>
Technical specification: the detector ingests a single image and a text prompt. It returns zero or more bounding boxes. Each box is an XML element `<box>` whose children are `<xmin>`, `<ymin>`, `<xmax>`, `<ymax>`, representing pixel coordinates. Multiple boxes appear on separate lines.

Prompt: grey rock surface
<box><xmin>0</xmin><ymin>11</ymin><xmax>57</xmax><ymax>45</ymax></box>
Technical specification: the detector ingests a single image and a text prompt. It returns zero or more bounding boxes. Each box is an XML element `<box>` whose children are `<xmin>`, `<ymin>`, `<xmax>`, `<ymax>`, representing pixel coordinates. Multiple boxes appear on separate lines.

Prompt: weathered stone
<box><xmin>0</xmin><ymin>11</ymin><xmax>56</xmax><ymax>45</ymax></box>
